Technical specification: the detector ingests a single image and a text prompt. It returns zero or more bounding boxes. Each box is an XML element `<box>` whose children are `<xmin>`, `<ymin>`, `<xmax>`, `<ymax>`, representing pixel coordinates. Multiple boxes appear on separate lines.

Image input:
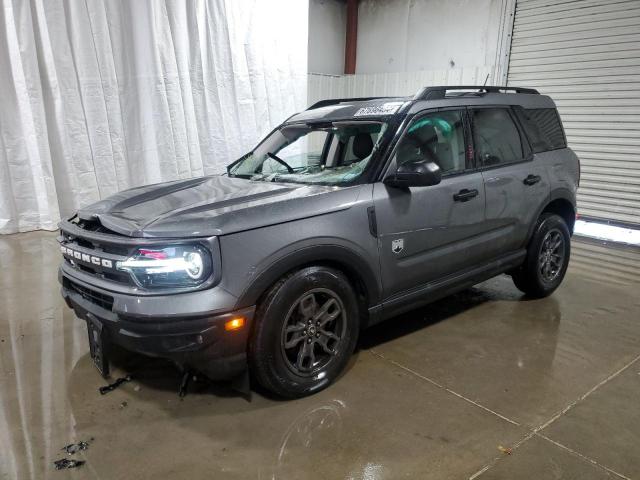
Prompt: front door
<box><xmin>373</xmin><ymin>109</ymin><xmax>487</xmax><ymax>299</ymax></box>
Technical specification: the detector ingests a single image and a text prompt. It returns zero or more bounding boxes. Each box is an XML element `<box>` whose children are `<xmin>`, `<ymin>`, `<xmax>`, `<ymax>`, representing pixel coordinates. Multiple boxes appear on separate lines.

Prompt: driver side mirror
<box><xmin>384</xmin><ymin>159</ymin><xmax>442</xmax><ymax>188</ymax></box>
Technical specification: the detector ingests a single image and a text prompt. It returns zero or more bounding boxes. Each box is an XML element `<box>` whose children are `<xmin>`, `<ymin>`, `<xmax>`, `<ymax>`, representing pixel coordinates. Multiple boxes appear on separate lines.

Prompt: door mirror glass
<box><xmin>385</xmin><ymin>158</ymin><xmax>441</xmax><ymax>188</ymax></box>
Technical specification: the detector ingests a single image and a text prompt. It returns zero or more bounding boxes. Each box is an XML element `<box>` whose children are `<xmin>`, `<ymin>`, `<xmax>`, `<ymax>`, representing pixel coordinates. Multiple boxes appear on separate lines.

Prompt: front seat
<box><xmin>352</xmin><ymin>132</ymin><xmax>374</xmax><ymax>160</ymax></box>
<box><xmin>409</xmin><ymin>124</ymin><xmax>440</xmax><ymax>165</ymax></box>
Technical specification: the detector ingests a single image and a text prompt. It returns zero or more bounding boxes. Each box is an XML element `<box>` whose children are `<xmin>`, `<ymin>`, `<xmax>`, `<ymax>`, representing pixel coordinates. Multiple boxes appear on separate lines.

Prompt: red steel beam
<box><xmin>344</xmin><ymin>0</ymin><xmax>358</xmax><ymax>74</ymax></box>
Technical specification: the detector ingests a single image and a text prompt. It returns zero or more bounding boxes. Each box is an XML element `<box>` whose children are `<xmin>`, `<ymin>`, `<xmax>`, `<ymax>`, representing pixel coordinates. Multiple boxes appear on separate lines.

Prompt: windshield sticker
<box><xmin>354</xmin><ymin>102</ymin><xmax>403</xmax><ymax>117</ymax></box>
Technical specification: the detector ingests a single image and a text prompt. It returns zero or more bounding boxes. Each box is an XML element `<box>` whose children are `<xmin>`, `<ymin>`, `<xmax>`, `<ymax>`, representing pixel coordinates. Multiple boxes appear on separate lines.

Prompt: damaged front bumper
<box><xmin>59</xmin><ymin>266</ymin><xmax>254</xmax><ymax>381</ymax></box>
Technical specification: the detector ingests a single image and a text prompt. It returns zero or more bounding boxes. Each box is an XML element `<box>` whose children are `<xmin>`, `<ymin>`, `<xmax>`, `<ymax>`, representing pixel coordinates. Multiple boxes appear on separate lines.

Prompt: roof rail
<box><xmin>307</xmin><ymin>96</ymin><xmax>403</xmax><ymax>110</ymax></box>
<box><xmin>414</xmin><ymin>85</ymin><xmax>539</xmax><ymax>101</ymax></box>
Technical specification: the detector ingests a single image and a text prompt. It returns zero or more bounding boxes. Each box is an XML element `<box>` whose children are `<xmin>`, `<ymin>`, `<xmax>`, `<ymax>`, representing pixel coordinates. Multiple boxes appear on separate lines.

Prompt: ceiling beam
<box><xmin>344</xmin><ymin>0</ymin><xmax>358</xmax><ymax>74</ymax></box>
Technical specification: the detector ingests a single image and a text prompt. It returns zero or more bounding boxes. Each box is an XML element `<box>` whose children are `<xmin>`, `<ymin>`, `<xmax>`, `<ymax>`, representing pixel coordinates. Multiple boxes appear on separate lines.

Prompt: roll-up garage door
<box><xmin>507</xmin><ymin>0</ymin><xmax>640</xmax><ymax>225</ymax></box>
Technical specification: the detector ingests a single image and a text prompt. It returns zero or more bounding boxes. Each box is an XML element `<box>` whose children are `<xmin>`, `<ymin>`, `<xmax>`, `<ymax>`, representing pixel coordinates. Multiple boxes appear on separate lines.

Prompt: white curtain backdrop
<box><xmin>0</xmin><ymin>0</ymin><xmax>308</xmax><ymax>234</ymax></box>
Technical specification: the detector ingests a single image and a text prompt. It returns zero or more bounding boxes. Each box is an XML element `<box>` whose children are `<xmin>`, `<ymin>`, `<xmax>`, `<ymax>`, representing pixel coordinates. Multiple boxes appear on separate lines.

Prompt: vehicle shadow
<box><xmin>72</xmin><ymin>275</ymin><xmax>550</xmax><ymax>405</ymax></box>
<box><xmin>359</xmin><ymin>274</ymin><xmax>527</xmax><ymax>350</ymax></box>
<box><xmin>103</xmin><ymin>344</ymin><xmax>244</xmax><ymax>398</ymax></box>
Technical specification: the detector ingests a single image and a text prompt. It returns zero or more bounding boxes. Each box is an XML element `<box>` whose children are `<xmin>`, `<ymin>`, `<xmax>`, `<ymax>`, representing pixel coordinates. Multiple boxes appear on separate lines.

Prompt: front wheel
<box><xmin>249</xmin><ymin>266</ymin><xmax>359</xmax><ymax>398</ymax></box>
<box><xmin>511</xmin><ymin>213</ymin><xmax>571</xmax><ymax>298</ymax></box>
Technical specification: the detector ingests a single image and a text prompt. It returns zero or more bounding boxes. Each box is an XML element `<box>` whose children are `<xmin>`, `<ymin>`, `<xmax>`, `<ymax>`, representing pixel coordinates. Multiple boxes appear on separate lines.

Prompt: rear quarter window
<box><xmin>514</xmin><ymin>107</ymin><xmax>566</xmax><ymax>153</ymax></box>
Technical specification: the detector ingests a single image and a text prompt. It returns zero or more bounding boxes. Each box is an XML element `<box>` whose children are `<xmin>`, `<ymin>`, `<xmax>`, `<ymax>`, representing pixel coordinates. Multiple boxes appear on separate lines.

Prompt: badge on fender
<box><xmin>392</xmin><ymin>238</ymin><xmax>404</xmax><ymax>254</ymax></box>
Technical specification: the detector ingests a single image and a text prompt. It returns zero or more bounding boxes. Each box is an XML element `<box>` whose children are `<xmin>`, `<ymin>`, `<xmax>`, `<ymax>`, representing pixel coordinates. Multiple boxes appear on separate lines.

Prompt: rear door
<box><xmin>471</xmin><ymin>107</ymin><xmax>550</xmax><ymax>256</ymax></box>
<box><xmin>373</xmin><ymin>108</ymin><xmax>487</xmax><ymax>298</ymax></box>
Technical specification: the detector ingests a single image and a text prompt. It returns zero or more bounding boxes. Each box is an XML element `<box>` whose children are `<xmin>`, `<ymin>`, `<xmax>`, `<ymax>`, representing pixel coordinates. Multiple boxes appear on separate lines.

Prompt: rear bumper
<box><xmin>60</xmin><ymin>269</ymin><xmax>254</xmax><ymax>380</ymax></box>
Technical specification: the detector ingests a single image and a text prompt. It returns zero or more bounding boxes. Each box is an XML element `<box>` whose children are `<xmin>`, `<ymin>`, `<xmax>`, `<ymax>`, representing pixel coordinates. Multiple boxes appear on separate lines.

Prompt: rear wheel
<box><xmin>249</xmin><ymin>266</ymin><xmax>359</xmax><ymax>398</ymax></box>
<box><xmin>512</xmin><ymin>213</ymin><xmax>571</xmax><ymax>298</ymax></box>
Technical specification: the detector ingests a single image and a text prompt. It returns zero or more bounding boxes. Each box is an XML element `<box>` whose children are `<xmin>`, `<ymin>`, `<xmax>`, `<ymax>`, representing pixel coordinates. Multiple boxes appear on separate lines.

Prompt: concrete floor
<box><xmin>1</xmin><ymin>232</ymin><xmax>639</xmax><ymax>479</ymax></box>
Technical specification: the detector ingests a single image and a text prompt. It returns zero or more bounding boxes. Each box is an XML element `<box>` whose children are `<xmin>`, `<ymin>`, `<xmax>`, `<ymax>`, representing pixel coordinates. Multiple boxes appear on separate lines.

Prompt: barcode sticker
<box><xmin>354</xmin><ymin>102</ymin><xmax>404</xmax><ymax>117</ymax></box>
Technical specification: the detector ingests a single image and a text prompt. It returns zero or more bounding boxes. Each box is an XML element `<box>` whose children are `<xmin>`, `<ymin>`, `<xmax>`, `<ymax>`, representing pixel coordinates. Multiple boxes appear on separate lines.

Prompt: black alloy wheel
<box><xmin>280</xmin><ymin>288</ymin><xmax>347</xmax><ymax>376</ymax></box>
<box><xmin>511</xmin><ymin>213</ymin><xmax>571</xmax><ymax>298</ymax></box>
<box><xmin>538</xmin><ymin>229</ymin><xmax>565</xmax><ymax>284</ymax></box>
<box><xmin>249</xmin><ymin>266</ymin><xmax>359</xmax><ymax>398</ymax></box>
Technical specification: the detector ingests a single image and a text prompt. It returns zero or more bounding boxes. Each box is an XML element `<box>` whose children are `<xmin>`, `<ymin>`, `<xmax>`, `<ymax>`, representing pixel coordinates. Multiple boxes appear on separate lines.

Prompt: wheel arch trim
<box><xmin>235</xmin><ymin>244</ymin><xmax>382</xmax><ymax>310</ymax></box>
<box><xmin>526</xmin><ymin>188</ymin><xmax>576</xmax><ymax>244</ymax></box>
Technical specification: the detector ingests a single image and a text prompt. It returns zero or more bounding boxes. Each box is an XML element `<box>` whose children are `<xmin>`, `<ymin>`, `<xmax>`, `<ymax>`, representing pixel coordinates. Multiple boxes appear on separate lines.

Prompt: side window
<box><xmin>514</xmin><ymin>107</ymin><xmax>566</xmax><ymax>153</ymax></box>
<box><xmin>396</xmin><ymin>110</ymin><xmax>467</xmax><ymax>175</ymax></box>
<box><xmin>472</xmin><ymin>108</ymin><xmax>524</xmax><ymax>167</ymax></box>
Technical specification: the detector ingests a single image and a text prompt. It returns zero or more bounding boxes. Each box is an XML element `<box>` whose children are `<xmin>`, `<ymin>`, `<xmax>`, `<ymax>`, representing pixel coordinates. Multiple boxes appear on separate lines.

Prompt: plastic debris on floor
<box><xmin>61</xmin><ymin>441</ymin><xmax>89</xmax><ymax>455</ymax></box>
<box><xmin>54</xmin><ymin>458</ymin><xmax>85</xmax><ymax>470</ymax></box>
<box><xmin>99</xmin><ymin>375</ymin><xmax>132</xmax><ymax>395</ymax></box>
<box><xmin>53</xmin><ymin>439</ymin><xmax>93</xmax><ymax>470</ymax></box>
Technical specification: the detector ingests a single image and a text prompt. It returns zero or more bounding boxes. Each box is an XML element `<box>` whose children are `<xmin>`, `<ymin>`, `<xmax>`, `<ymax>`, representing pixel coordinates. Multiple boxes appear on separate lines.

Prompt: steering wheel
<box><xmin>266</xmin><ymin>152</ymin><xmax>294</xmax><ymax>174</ymax></box>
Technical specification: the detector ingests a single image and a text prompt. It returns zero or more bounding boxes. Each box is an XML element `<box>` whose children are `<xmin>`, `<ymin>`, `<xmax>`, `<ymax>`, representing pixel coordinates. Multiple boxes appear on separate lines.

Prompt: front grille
<box><xmin>70</xmin><ymin>235</ymin><xmax>129</xmax><ymax>256</ymax></box>
<box><xmin>61</xmin><ymin>254</ymin><xmax>133</xmax><ymax>285</ymax></box>
<box><xmin>65</xmin><ymin>279</ymin><xmax>114</xmax><ymax>311</ymax></box>
<box><xmin>60</xmin><ymin>218</ymin><xmax>134</xmax><ymax>286</ymax></box>
<box><xmin>70</xmin><ymin>260</ymin><xmax>132</xmax><ymax>284</ymax></box>
<box><xmin>66</xmin><ymin>216</ymin><xmax>130</xmax><ymax>255</ymax></box>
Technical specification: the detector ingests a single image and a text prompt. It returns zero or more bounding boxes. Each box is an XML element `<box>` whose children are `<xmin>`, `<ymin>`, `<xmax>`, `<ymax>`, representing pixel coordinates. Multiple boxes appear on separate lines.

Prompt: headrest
<box><xmin>411</xmin><ymin>124</ymin><xmax>438</xmax><ymax>146</ymax></box>
<box><xmin>353</xmin><ymin>132</ymin><xmax>374</xmax><ymax>160</ymax></box>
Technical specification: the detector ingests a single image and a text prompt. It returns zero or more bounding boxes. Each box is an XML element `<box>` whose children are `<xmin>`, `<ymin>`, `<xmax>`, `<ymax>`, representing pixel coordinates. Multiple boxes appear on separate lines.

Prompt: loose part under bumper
<box><xmin>60</xmin><ymin>273</ymin><xmax>255</xmax><ymax>381</ymax></box>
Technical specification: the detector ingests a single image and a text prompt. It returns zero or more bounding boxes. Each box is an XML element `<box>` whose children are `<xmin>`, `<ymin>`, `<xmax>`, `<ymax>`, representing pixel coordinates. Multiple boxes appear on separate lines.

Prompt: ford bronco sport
<box><xmin>59</xmin><ymin>86</ymin><xmax>579</xmax><ymax>398</ymax></box>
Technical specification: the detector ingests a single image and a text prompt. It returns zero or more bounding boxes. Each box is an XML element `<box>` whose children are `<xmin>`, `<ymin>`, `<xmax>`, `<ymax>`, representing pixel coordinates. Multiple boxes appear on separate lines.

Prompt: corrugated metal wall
<box><xmin>507</xmin><ymin>0</ymin><xmax>640</xmax><ymax>225</ymax></box>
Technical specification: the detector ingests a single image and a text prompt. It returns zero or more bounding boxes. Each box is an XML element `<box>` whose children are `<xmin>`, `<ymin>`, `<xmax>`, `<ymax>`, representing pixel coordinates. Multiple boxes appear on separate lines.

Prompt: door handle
<box><xmin>453</xmin><ymin>188</ymin><xmax>479</xmax><ymax>202</ymax></box>
<box><xmin>523</xmin><ymin>174</ymin><xmax>541</xmax><ymax>186</ymax></box>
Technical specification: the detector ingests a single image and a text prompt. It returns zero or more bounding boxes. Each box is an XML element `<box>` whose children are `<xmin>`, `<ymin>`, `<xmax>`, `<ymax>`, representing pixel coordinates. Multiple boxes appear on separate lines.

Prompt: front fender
<box><xmin>234</xmin><ymin>242</ymin><xmax>382</xmax><ymax>310</ymax></box>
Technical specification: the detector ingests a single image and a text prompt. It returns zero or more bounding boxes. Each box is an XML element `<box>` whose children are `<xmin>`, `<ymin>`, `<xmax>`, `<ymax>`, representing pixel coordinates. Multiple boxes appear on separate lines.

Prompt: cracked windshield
<box><xmin>228</xmin><ymin>122</ymin><xmax>387</xmax><ymax>185</ymax></box>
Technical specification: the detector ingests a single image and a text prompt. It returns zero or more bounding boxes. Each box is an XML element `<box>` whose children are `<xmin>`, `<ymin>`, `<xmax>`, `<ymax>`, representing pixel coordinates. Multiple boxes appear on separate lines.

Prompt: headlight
<box><xmin>116</xmin><ymin>245</ymin><xmax>211</xmax><ymax>289</ymax></box>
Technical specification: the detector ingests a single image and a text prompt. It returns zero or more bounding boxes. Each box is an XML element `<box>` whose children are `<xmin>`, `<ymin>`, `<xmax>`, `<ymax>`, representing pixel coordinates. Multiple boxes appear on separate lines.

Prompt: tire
<box><xmin>511</xmin><ymin>213</ymin><xmax>571</xmax><ymax>298</ymax></box>
<box><xmin>249</xmin><ymin>266</ymin><xmax>359</xmax><ymax>398</ymax></box>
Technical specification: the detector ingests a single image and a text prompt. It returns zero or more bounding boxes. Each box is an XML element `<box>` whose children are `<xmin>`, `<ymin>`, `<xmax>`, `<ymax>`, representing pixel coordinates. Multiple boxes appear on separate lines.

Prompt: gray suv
<box><xmin>58</xmin><ymin>86</ymin><xmax>580</xmax><ymax>398</ymax></box>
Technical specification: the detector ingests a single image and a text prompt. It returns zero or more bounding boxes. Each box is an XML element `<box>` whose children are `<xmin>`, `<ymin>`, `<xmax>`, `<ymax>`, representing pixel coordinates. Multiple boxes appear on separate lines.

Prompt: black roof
<box><xmin>414</xmin><ymin>85</ymin><xmax>539</xmax><ymax>100</ymax></box>
<box><xmin>307</xmin><ymin>96</ymin><xmax>407</xmax><ymax>110</ymax></box>
<box><xmin>288</xmin><ymin>86</ymin><xmax>553</xmax><ymax>124</ymax></box>
<box><xmin>306</xmin><ymin>86</ymin><xmax>540</xmax><ymax>110</ymax></box>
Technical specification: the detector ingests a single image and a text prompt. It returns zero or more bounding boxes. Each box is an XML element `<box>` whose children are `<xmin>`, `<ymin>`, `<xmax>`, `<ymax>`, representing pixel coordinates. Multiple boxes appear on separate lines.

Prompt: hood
<box><xmin>76</xmin><ymin>175</ymin><xmax>363</xmax><ymax>237</ymax></box>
